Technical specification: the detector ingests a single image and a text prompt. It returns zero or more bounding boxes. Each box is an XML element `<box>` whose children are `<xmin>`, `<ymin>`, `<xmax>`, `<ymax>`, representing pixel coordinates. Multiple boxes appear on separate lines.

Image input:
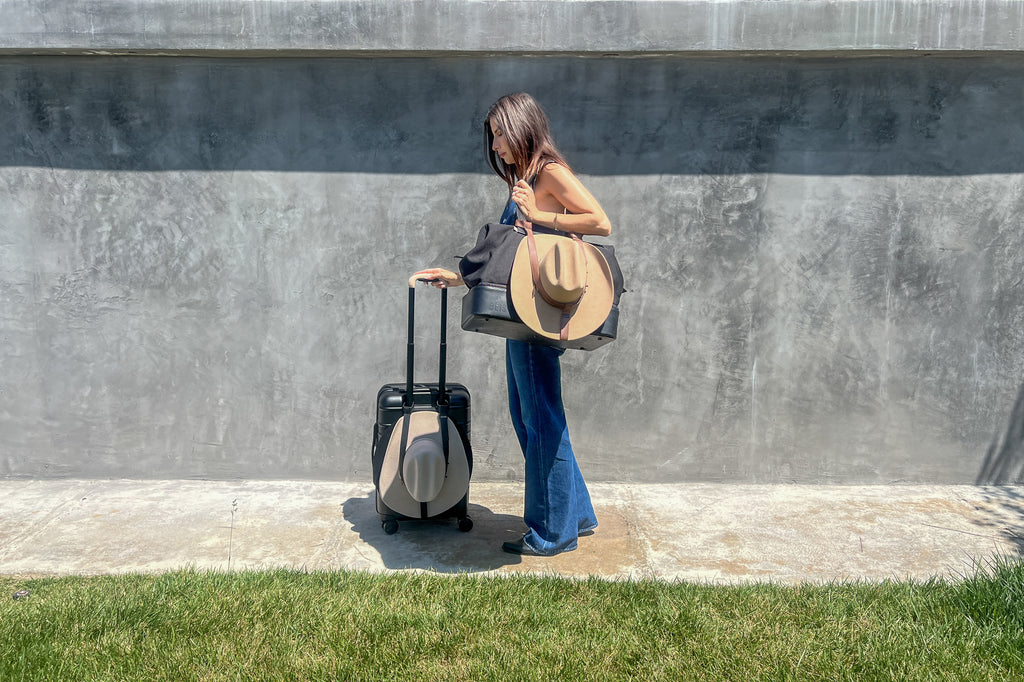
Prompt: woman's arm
<box><xmin>512</xmin><ymin>163</ymin><xmax>611</xmax><ymax>237</ymax></box>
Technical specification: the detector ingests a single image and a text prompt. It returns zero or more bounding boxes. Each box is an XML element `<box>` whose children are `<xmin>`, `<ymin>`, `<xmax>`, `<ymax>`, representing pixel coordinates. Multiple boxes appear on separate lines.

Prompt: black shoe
<box><xmin>501</xmin><ymin>539</ymin><xmax>545</xmax><ymax>556</ymax></box>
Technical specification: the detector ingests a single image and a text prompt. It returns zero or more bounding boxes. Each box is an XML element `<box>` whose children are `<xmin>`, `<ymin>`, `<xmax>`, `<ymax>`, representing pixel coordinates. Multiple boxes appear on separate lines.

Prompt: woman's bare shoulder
<box><xmin>536</xmin><ymin>161</ymin><xmax>577</xmax><ymax>188</ymax></box>
<box><xmin>538</xmin><ymin>160</ymin><xmax>570</xmax><ymax>177</ymax></box>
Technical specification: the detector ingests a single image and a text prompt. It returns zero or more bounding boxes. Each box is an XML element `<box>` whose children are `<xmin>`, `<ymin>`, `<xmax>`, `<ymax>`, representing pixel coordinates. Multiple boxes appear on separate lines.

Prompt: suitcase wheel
<box><xmin>458</xmin><ymin>516</ymin><xmax>473</xmax><ymax>533</ymax></box>
<box><xmin>382</xmin><ymin>519</ymin><xmax>399</xmax><ymax>535</ymax></box>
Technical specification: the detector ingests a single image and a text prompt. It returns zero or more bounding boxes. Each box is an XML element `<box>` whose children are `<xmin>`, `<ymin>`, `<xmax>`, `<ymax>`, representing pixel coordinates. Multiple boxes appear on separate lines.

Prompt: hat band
<box><xmin>525</xmin><ymin>224</ymin><xmax>588</xmax><ymax>341</ymax></box>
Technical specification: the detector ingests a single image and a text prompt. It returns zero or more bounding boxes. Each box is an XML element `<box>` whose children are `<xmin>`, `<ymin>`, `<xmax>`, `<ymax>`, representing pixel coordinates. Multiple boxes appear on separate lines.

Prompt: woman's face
<box><xmin>489</xmin><ymin>117</ymin><xmax>514</xmax><ymax>165</ymax></box>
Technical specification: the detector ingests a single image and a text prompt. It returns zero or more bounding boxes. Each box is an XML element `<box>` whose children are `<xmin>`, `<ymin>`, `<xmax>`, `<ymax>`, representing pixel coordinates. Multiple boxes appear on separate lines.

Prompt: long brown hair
<box><xmin>484</xmin><ymin>93</ymin><xmax>570</xmax><ymax>189</ymax></box>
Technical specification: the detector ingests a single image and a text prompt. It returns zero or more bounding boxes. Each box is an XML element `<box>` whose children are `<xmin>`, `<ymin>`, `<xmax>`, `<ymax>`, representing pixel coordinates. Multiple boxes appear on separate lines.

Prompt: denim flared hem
<box><xmin>506</xmin><ymin>339</ymin><xmax>599</xmax><ymax>556</ymax></box>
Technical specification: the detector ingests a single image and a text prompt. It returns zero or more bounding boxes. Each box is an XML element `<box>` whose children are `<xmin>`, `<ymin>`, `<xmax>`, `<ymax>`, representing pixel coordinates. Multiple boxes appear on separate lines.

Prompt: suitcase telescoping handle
<box><xmin>406</xmin><ymin>277</ymin><xmax>448</xmax><ymax>409</ymax></box>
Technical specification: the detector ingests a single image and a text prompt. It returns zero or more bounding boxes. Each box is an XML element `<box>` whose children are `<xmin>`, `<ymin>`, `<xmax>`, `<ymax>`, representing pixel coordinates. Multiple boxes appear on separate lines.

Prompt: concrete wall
<box><xmin>3</xmin><ymin>1</ymin><xmax>1024</xmax><ymax>484</ymax></box>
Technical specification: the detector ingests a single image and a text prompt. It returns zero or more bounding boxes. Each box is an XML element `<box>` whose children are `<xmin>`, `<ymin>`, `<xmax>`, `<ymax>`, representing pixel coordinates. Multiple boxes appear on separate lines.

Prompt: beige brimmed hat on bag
<box><xmin>509</xmin><ymin>229</ymin><xmax>615</xmax><ymax>342</ymax></box>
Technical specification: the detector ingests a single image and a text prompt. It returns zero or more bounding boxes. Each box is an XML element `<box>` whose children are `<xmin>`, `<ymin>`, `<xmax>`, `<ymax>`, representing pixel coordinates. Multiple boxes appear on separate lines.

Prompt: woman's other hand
<box><xmin>410</xmin><ymin>268</ymin><xmax>464</xmax><ymax>289</ymax></box>
<box><xmin>512</xmin><ymin>179</ymin><xmax>538</xmax><ymax>223</ymax></box>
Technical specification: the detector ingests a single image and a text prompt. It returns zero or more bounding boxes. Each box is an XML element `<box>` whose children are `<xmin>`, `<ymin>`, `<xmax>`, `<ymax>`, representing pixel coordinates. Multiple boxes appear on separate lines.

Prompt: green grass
<box><xmin>2</xmin><ymin>558</ymin><xmax>1022</xmax><ymax>681</ymax></box>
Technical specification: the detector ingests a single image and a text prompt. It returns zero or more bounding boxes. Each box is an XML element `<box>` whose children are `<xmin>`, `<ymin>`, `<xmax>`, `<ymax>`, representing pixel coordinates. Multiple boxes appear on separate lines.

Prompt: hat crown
<box><xmin>538</xmin><ymin>240</ymin><xmax>587</xmax><ymax>303</ymax></box>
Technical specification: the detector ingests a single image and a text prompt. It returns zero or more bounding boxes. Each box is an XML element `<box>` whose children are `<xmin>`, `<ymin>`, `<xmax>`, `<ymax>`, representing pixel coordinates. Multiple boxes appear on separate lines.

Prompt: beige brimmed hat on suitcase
<box><xmin>510</xmin><ymin>233</ymin><xmax>615</xmax><ymax>342</ymax></box>
<box><xmin>379</xmin><ymin>410</ymin><xmax>470</xmax><ymax>518</ymax></box>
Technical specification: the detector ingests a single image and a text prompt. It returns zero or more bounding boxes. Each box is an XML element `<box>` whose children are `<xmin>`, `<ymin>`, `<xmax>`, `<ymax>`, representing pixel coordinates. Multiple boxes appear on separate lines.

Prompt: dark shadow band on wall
<box><xmin>978</xmin><ymin>382</ymin><xmax>1024</xmax><ymax>486</ymax></box>
<box><xmin>4</xmin><ymin>54</ymin><xmax>1024</xmax><ymax>175</ymax></box>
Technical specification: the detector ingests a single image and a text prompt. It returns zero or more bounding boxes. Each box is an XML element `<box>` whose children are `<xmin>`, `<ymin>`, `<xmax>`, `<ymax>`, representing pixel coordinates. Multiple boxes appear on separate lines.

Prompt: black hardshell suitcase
<box><xmin>371</xmin><ymin>282</ymin><xmax>473</xmax><ymax>535</ymax></box>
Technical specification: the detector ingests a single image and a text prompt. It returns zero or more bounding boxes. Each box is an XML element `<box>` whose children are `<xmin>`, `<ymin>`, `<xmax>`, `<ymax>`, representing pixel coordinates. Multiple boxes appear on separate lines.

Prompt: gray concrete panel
<box><xmin>4</xmin><ymin>0</ymin><xmax>1024</xmax><ymax>55</ymax></box>
<box><xmin>3</xmin><ymin>54</ymin><xmax>1024</xmax><ymax>483</ymax></box>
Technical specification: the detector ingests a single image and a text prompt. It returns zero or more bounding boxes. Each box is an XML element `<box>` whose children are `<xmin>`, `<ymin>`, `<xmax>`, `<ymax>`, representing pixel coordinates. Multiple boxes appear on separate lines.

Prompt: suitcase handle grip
<box><xmin>405</xmin><ymin>281</ymin><xmax>448</xmax><ymax>408</ymax></box>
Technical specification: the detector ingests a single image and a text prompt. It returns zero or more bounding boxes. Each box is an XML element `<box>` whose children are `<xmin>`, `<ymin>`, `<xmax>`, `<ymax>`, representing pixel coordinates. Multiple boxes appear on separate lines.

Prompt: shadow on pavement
<box><xmin>342</xmin><ymin>491</ymin><xmax>526</xmax><ymax>573</ymax></box>
<box><xmin>967</xmin><ymin>487</ymin><xmax>1024</xmax><ymax>560</ymax></box>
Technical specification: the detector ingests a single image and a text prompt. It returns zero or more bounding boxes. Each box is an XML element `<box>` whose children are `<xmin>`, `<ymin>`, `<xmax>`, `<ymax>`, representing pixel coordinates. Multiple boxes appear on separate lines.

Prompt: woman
<box><xmin>413</xmin><ymin>92</ymin><xmax>610</xmax><ymax>556</ymax></box>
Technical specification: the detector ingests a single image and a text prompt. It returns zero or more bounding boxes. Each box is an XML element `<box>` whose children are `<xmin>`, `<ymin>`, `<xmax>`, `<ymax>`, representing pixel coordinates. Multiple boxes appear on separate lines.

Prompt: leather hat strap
<box><xmin>524</xmin><ymin>224</ymin><xmax>588</xmax><ymax>341</ymax></box>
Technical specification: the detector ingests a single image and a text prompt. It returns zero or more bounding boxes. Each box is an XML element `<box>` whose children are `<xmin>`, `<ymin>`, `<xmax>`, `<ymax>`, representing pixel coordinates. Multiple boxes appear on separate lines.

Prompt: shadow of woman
<box><xmin>974</xmin><ymin>382</ymin><xmax>1024</xmax><ymax>556</ymax></box>
<box><xmin>978</xmin><ymin>382</ymin><xmax>1024</xmax><ymax>486</ymax></box>
<box><xmin>342</xmin><ymin>491</ymin><xmax>527</xmax><ymax>573</ymax></box>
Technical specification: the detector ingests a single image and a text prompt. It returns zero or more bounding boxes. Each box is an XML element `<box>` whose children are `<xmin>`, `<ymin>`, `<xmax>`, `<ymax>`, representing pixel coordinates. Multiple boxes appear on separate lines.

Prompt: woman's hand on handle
<box><xmin>410</xmin><ymin>268</ymin><xmax>464</xmax><ymax>289</ymax></box>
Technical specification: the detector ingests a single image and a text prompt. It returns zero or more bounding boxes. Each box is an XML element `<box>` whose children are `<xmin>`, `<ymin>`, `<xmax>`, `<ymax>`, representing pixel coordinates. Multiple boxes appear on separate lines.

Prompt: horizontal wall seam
<box><xmin>3</xmin><ymin>49</ymin><xmax>1024</xmax><ymax>59</ymax></box>
<box><xmin>4</xmin><ymin>0</ymin><xmax>1024</xmax><ymax>54</ymax></box>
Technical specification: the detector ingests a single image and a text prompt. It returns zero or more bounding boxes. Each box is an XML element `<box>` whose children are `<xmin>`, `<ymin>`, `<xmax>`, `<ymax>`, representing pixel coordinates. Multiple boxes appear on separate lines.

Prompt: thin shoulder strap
<box><xmin>528</xmin><ymin>159</ymin><xmax>558</xmax><ymax>188</ymax></box>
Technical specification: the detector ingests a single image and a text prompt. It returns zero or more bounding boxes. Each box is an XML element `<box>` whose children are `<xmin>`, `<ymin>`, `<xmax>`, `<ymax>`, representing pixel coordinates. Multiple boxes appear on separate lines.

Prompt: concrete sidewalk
<box><xmin>0</xmin><ymin>480</ymin><xmax>1021</xmax><ymax>584</ymax></box>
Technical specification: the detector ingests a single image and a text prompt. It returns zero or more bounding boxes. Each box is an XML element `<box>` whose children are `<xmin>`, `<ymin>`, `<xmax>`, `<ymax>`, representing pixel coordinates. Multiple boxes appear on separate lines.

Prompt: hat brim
<box><xmin>509</xmin><ymin>235</ymin><xmax>615</xmax><ymax>341</ymax></box>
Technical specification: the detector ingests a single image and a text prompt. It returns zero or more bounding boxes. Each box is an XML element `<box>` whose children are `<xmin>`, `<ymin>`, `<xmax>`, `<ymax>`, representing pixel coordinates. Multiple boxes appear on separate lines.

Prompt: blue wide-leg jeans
<box><xmin>506</xmin><ymin>339</ymin><xmax>598</xmax><ymax>555</ymax></box>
